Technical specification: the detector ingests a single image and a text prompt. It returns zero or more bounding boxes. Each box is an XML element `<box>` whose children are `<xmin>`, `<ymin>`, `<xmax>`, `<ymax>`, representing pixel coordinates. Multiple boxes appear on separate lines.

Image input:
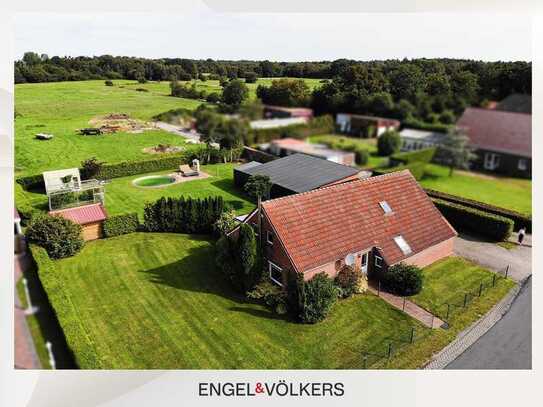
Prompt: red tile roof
<box><xmin>49</xmin><ymin>203</ymin><xmax>107</xmax><ymax>225</ymax></box>
<box><xmin>457</xmin><ymin>107</ymin><xmax>532</xmax><ymax>157</ymax></box>
<box><xmin>262</xmin><ymin>170</ymin><xmax>456</xmax><ymax>273</ymax></box>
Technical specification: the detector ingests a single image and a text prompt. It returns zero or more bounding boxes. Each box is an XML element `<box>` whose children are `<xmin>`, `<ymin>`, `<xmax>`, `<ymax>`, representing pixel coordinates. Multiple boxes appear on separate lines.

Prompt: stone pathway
<box><xmin>425</xmin><ymin>278</ymin><xmax>525</xmax><ymax>369</ymax></box>
<box><xmin>14</xmin><ymin>252</ymin><xmax>41</xmax><ymax>369</ymax></box>
<box><xmin>368</xmin><ymin>285</ymin><xmax>444</xmax><ymax>329</ymax></box>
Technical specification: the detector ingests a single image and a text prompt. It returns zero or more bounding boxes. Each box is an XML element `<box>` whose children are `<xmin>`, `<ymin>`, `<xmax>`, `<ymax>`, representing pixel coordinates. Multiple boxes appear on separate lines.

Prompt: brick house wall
<box><xmin>399</xmin><ymin>237</ymin><xmax>455</xmax><ymax>268</ymax></box>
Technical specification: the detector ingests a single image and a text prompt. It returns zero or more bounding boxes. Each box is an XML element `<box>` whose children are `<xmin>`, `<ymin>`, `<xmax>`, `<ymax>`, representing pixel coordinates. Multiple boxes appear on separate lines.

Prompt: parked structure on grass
<box><xmin>234</xmin><ymin>153</ymin><xmax>362</xmax><ymax>199</ymax></box>
<box><xmin>236</xmin><ymin>170</ymin><xmax>457</xmax><ymax>287</ymax></box>
<box><xmin>265</xmin><ymin>137</ymin><xmax>355</xmax><ymax>166</ymax></box>
<box><xmin>399</xmin><ymin>129</ymin><xmax>447</xmax><ymax>152</ymax></box>
<box><xmin>336</xmin><ymin>113</ymin><xmax>400</xmax><ymax>138</ymax></box>
<box><xmin>43</xmin><ymin>168</ymin><xmax>106</xmax><ymax>211</ymax></box>
<box><xmin>49</xmin><ymin>203</ymin><xmax>108</xmax><ymax>241</ymax></box>
<box><xmin>457</xmin><ymin>107</ymin><xmax>531</xmax><ymax>177</ymax></box>
<box><xmin>263</xmin><ymin>105</ymin><xmax>313</xmax><ymax>120</ymax></box>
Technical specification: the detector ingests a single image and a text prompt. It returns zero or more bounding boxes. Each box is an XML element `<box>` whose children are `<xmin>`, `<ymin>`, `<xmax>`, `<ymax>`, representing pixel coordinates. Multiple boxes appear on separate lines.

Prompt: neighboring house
<box><xmin>457</xmin><ymin>107</ymin><xmax>531</xmax><ymax>177</ymax></box>
<box><xmin>236</xmin><ymin>170</ymin><xmax>457</xmax><ymax>287</ymax></box>
<box><xmin>234</xmin><ymin>153</ymin><xmax>362</xmax><ymax>199</ymax></box>
<box><xmin>399</xmin><ymin>128</ymin><xmax>447</xmax><ymax>152</ymax></box>
<box><xmin>49</xmin><ymin>203</ymin><xmax>108</xmax><ymax>241</ymax></box>
<box><xmin>249</xmin><ymin>117</ymin><xmax>307</xmax><ymax>130</ymax></box>
<box><xmin>495</xmin><ymin>94</ymin><xmax>532</xmax><ymax>114</ymax></box>
<box><xmin>336</xmin><ymin>113</ymin><xmax>400</xmax><ymax>138</ymax></box>
<box><xmin>267</xmin><ymin>138</ymin><xmax>355</xmax><ymax>166</ymax></box>
<box><xmin>263</xmin><ymin>105</ymin><xmax>314</xmax><ymax>120</ymax></box>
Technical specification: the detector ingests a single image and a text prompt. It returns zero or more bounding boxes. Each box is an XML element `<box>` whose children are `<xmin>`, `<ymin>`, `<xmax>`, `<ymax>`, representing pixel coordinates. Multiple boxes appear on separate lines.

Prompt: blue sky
<box><xmin>15</xmin><ymin>10</ymin><xmax>531</xmax><ymax>61</ymax></box>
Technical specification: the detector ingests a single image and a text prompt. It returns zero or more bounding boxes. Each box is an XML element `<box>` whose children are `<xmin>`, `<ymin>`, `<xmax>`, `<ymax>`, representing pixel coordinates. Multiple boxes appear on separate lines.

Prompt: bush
<box><xmin>81</xmin><ymin>157</ymin><xmax>105</xmax><ymax>179</ymax></box>
<box><xmin>403</xmin><ymin>117</ymin><xmax>453</xmax><ymax>133</ymax></box>
<box><xmin>26</xmin><ymin>215</ymin><xmax>84</xmax><ymax>259</ymax></box>
<box><xmin>373</xmin><ymin>162</ymin><xmax>427</xmax><ymax>180</ymax></box>
<box><xmin>432</xmin><ymin>198</ymin><xmax>514</xmax><ymax>241</ymax></box>
<box><xmin>380</xmin><ymin>263</ymin><xmax>423</xmax><ymax>296</ymax></box>
<box><xmin>377</xmin><ymin>130</ymin><xmax>401</xmax><ymax>156</ymax></box>
<box><xmin>16</xmin><ymin>173</ymin><xmax>44</xmax><ymax>191</ymax></box>
<box><xmin>390</xmin><ymin>147</ymin><xmax>436</xmax><ymax>165</ymax></box>
<box><xmin>103</xmin><ymin>213</ymin><xmax>139</xmax><ymax>237</ymax></box>
<box><xmin>247</xmin><ymin>280</ymin><xmax>287</xmax><ymax>315</ymax></box>
<box><xmin>104</xmin><ymin>80</ymin><xmax>113</xmax><ymax>86</ymax></box>
<box><xmin>205</xmin><ymin>92</ymin><xmax>221</xmax><ymax>104</ymax></box>
<box><xmin>214</xmin><ymin>209</ymin><xmax>237</xmax><ymax>236</ymax></box>
<box><xmin>334</xmin><ymin>265</ymin><xmax>362</xmax><ymax>298</ymax></box>
<box><xmin>298</xmin><ymin>273</ymin><xmax>338</xmax><ymax>324</ymax></box>
<box><xmin>244</xmin><ymin>72</ymin><xmax>258</xmax><ymax>83</ymax></box>
<box><xmin>353</xmin><ymin>146</ymin><xmax>369</xmax><ymax>166</ymax></box>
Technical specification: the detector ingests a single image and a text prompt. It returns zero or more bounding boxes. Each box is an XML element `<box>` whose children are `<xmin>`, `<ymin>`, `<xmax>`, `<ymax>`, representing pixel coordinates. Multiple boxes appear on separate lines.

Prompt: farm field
<box><xmin>419</xmin><ymin>164</ymin><xmax>532</xmax><ymax>215</ymax></box>
<box><xmin>15</xmin><ymin>78</ymin><xmax>324</xmax><ymax>177</ymax></box>
<box><xmin>39</xmin><ymin>233</ymin><xmax>424</xmax><ymax>369</ymax></box>
<box><xmin>15</xmin><ymin>163</ymin><xmax>254</xmax><ymax>219</ymax></box>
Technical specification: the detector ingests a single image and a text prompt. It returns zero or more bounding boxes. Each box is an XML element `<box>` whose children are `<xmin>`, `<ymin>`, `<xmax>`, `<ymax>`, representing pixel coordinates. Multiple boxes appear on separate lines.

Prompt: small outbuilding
<box><xmin>49</xmin><ymin>203</ymin><xmax>108</xmax><ymax>241</ymax></box>
<box><xmin>336</xmin><ymin>113</ymin><xmax>400</xmax><ymax>138</ymax></box>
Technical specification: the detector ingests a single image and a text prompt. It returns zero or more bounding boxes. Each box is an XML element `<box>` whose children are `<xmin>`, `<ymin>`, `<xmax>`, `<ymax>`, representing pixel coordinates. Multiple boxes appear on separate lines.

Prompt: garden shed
<box><xmin>49</xmin><ymin>203</ymin><xmax>108</xmax><ymax>241</ymax></box>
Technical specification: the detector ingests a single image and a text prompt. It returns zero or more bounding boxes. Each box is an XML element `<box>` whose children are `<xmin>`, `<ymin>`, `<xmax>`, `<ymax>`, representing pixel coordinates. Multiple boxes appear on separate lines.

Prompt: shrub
<box><xmin>403</xmin><ymin>117</ymin><xmax>453</xmax><ymax>133</ymax></box>
<box><xmin>215</xmin><ymin>235</ymin><xmax>242</xmax><ymax>291</ymax></box>
<box><xmin>298</xmin><ymin>273</ymin><xmax>338</xmax><ymax>324</ymax></box>
<box><xmin>244</xmin><ymin>174</ymin><xmax>272</xmax><ymax>201</ymax></box>
<box><xmin>104</xmin><ymin>80</ymin><xmax>113</xmax><ymax>86</ymax></box>
<box><xmin>103</xmin><ymin>213</ymin><xmax>139</xmax><ymax>237</ymax></box>
<box><xmin>353</xmin><ymin>146</ymin><xmax>369</xmax><ymax>166</ymax></box>
<box><xmin>390</xmin><ymin>147</ymin><xmax>436</xmax><ymax>165</ymax></box>
<box><xmin>26</xmin><ymin>215</ymin><xmax>84</xmax><ymax>259</ymax></box>
<box><xmin>247</xmin><ymin>280</ymin><xmax>287</xmax><ymax>315</ymax></box>
<box><xmin>432</xmin><ymin>198</ymin><xmax>514</xmax><ymax>241</ymax></box>
<box><xmin>334</xmin><ymin>265</ymin><xmax>362</xmax><ymax>298</ymax></box>
<box><xmin>377</xmin><ymin>130</ymin><xmax>401</xmax><ymax>156</ymax></box>
<box><xmin>80</xmin><ymin>157</ymin><xmax>105</xmax><ymax>179</ymax></box>
<box><xmin>244</xmin><ymin>72</ymin><xmax>258</xmax><ymax>83</ymax></box>
<box><xmin>213</xmin><ymin>209</ymin><xmax>238</xmax><ymax>236</ymax></box>
<box><xmin>15</xmin><ymin>174</ymin><xmax>45</xmax><ymax>191</ymax></box>
<box><xmin>238</xmin><ymin>223</ymin><xmax>260</xmax><ymax>291</ymax></box>
<box><xmin>205</xmin><ymin>92</ymin><xmax>221</xmax><ymax>104</ymax></box>
<box><xmin>373</xmin><ymin>162</ymin><xmax>427</xmax><ymax>180</ymax></box>
<box><xmin>380</xmin><ymin>263</ymin><xmax>423</xmax><ymax>296</ymax></box>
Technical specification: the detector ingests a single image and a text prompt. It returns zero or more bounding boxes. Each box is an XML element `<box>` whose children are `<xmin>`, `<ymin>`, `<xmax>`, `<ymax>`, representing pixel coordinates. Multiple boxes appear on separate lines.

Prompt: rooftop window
<box><xmin>379</xmin><ymin>201</ymin><xmax>392</xmax><ymax>214</ymax></box>
<box><xmin>394</xmin><ymin>235</ymin><xmax>412</xmax><ymax>255</ymax></box>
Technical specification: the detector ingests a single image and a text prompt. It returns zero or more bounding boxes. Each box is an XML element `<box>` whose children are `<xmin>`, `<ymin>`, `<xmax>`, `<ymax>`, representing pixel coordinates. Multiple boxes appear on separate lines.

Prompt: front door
<box><xmin>361</xmin><ymin>253</ymin><xmax>368</xmax><ymax>274</ymax></box>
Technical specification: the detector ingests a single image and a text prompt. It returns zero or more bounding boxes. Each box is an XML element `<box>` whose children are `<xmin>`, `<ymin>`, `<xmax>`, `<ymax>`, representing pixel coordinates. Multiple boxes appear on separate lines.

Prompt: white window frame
<box><xmin>379</xmin><ymin>201</ymin><xmax>392</xmax><ymax>214</ymax></box>
<box><xmin>484</xmin><ymin>152</ymin><xmax>501</xmax><ymax>170</ymax></box>
<box><xmin>269</xmin><ymin>261</ymin><xmax>283</xmax><ymax>287</ymax></box>
<box><xmin>266</xmin><ymin>231</ymin><xmax>274</xmax><ymax>245</ymax></box>
<box><xmin>518</xmin><ymin>158</ymin><xmax>528</xmax><ymax>171</ymax></box>
<box><xmin>374</xmin><ymin>255</ymin><xmax>383</xmax><ymax>269</ymax></box>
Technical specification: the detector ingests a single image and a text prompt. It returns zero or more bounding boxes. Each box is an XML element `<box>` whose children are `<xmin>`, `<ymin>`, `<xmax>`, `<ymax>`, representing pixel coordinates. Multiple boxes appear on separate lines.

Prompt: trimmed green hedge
<box><xmin>403</xmin><ymin>117</ymin><xmax>453</xmax><ymax>133</ymax></box>
<box><xmin>103</xmin><ymin>213</ymin><xmax>139</xmax><ymax>237</ymax></box>
<box><xmin>432</xmin><ymin>198</ymin><xmax>514</xmax><ymax>241</ymax></box>
<box><xmin>425</xmin><ymin>188</ymin><xmax>531</xmax><ymax>232</ymax></box>
<box><xmin>390</xmin><ymin>147</ymin><xmax>436</xmax><ymax>166</ymax></box>
<box><xmin>372</xmin><ymin>162</ymin><xmax>427</xmax><ymax>180</ymax></box>
<box><xmin>30</xmin><ymin>244</ymin><xmax>101</xmax><ymax>368</ymax></box>
<box><xmin>15</xmin><ymin>174</ymin><xmax>45</xmax><ymax>192</ymax></box>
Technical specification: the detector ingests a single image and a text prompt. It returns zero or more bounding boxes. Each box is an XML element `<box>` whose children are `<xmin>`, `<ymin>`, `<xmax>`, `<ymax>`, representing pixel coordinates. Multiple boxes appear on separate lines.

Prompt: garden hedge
<box><xmin>30</xmin><ymin>244</ymin><xmax>101</xmax><ymax>368</ymax></box>
<box><xmin>372</xmin><ymin>162</ymin><xmax>427</xmax><ymax>180</ymax></box>
<box><xmin>403</xmin><ymin>117</ymin><xmax>453</xmax><ymax>133</ymax></box>
<box><xmin>432</xmin><ymin>198</ymin><xmax>514</xmax><ymax>241</ymax></box>
<box><xmin>390</xmin><ymin>147</ymin><xmax>436</xmax><ymax>166</ymax></box>
<box><xmin>103</xmin><ymin>213</ymin><xmax>140</xmax><ymax>237</ymax></box>
<box><xmin>426</xmin><ymin>188</ymin><xmax>531</xmax><ymax>232</ymax></box>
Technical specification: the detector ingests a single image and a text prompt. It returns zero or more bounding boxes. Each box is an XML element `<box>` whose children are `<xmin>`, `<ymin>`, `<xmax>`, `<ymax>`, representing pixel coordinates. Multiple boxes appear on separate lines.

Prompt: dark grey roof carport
<box><xmin>234</xmin><ymin>153</ymin><xmax>360</xmax><ymax>196</ymax></box>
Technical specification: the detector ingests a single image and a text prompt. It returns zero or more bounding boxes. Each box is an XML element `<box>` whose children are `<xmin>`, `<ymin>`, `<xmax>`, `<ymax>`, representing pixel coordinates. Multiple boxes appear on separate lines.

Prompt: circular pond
<box><xmin>133</xmin><ymin>175</ymin><xmax>176</xmax><ymax>188</ymax></box>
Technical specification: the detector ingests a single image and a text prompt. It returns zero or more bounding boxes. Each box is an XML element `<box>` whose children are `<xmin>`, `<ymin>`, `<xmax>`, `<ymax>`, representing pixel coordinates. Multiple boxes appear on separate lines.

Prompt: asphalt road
<box><xmin>446</xmin><ymin>277</ymin><xmax>532</xmax><ymax>369</ymax></box>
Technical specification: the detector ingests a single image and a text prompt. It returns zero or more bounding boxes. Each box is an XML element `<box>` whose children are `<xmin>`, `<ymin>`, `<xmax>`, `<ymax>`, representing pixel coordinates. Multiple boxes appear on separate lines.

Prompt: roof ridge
<box><xmin>49</xmin><ymin>202</ymin><xmax>103</xmax><ymax>214</ymax></box>
<box><xmin>262</xmin><ymin>169</ymin><xmax>412</xmax><ymax>207</ymax></box>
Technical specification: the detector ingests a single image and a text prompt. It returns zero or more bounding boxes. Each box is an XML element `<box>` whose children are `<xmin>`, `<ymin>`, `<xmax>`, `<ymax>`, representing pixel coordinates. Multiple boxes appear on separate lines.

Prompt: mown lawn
<box><xmin>42</xmin><ymin>233</ymin><xmax>425</xmax><ymax>369</ymax></box>
<box><xmin>15</xmin><ymin>163</ymin><xmax>254</xmax><ymax>219</ymax></box>
<box><xmin>420</xmin><ymin>164</ymin><xmax>532</xmax><ymax>215</ymax></box>
<box><xmin>385</xmin><ymin>256</ymin><xmax>516</xmax><ymax>369</ymax></box>
<box><xmin>308</xmin><ymin>134</ymin><xmax>389</xmax><ymax>169</ymax></box>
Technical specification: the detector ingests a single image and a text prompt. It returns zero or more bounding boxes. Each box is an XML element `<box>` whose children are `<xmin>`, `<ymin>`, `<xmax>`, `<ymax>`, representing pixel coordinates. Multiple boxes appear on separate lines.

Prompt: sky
<box><xmin>15</xmin><ymin>9</ymin><xmax>532</xmax><ymax>62</ymax></box>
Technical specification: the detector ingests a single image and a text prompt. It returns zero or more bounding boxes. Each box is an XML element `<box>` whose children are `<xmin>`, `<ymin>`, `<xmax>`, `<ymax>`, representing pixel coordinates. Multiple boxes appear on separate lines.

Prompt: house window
<box><xmin>394</xmin><ymin>235</ymin><xmax>412</xmax><ymax>255</ymax></box>
<box><xmin>484</xmin><ymin>153</ymin><xmax>501</xmax><ymax>170</ymax></box>
<box><xmin>518</xmin><ymin>159</ymin><xmax>528</xmax><ymax>171</ymax></box>
<box><xmin>379</xmin><ymin>201</ymin><xmax>392</xmax><ymax>214</ymax></box>
<box><xmin>266</xmin><ymin>231</ymin><xmax>274</xmax><ymax>245</ymax></box>
<box><xmin>269</xmin><ymin>261</ymin><xmax>283</xmax><ymax>286</ymax></box>
<box><xmin>374</xmin><ymin>255</ymin><xmax>383</xmax><ymax>269</ymax></box>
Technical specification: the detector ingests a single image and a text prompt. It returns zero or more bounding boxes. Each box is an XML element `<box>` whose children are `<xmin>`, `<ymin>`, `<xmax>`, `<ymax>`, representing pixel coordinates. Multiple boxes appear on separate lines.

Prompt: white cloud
<box><xmin>15</xmin><ymin>11</ymin><xmax>531</xmax><ymax>61</ymax></box>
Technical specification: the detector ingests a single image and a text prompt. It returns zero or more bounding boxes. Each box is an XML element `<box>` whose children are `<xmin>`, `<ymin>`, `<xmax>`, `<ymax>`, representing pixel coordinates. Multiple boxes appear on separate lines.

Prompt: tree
<box><xmin>214</xmin><ymin>209</ymin><xmax>237</xmax><ymax>236</ymax></box>
<box><xmin>216</xmin><ymin>118</ymin><xmax>247</xmax><ymax>162</ymax></box>
<box><xmin>238</xmin><ymin>223</ymin><xmax>259</xmax><ymax>291</ymax></box>
<box><xmin>256</xmin><ymin>78</ymin><xmax>311</xmax><ymax>107</ymax></box>
<box><xmin>215</xmin><ymin>235</ymin><xmax>241</xmax><ymax>291</ymax></box>
<box><xmin>436</xmin><ymin>127</ymin><xmax>477</xmax><ymax>176</ymax></box>
<box><xmin>244</xmin><ymin>174</ymin><xmax>272</xmax><ymax>201</ymax></box>
<box><xmin>377</xmin><ymin>130</ymin><xmax>401</xmax><ymax>156</ymax></box>
<box><xmin>244</xmin><ymin>72</ymin><xmax>258</xmax><ymax>83</ymax></box>
<box><xmin>389</xmin><ymin>64</ymin><xmax>425</xmax><ymax>102</ymax></box>
<box><xmin>298</xmin><ymin>273</ymin><xmax>338</xmax><ymax>324</ymax></box>
<box><xmin>238</xmin><ymin>98</ymin><xmax>264</xmax><ymax>120</ymax></box>
<box><xmin>80</xmin><ymin>157</ymin><xmax>105</xmax><ymax>179</ymax></box>
<box><xmin>221</xmin><ymin>79</ymin><xmax>249</xmax><ymax>109</ymax></box>
<box><xmin>26</xmin><ymin>215</ymin><xmax>84</xmax><ymax>259</ymax></box>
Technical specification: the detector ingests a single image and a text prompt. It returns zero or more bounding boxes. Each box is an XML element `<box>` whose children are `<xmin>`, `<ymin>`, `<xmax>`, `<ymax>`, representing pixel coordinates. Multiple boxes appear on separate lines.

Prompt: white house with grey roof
<box><xmin>399</xmin><ymin>128</ymin><xmax>447</xmax><ymax>152</ymax></box>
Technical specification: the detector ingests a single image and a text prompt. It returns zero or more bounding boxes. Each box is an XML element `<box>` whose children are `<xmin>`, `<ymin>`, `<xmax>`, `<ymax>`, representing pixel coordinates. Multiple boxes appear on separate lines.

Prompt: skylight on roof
<box><xmin>379</xmin><ymin>201</ymin><xmax>392</xmax><ymax>214</ymax></box>
<box><xmin>394</xmin><ymin>235</ymin><xmax>412</xmax><ymax>255</ymax></box>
